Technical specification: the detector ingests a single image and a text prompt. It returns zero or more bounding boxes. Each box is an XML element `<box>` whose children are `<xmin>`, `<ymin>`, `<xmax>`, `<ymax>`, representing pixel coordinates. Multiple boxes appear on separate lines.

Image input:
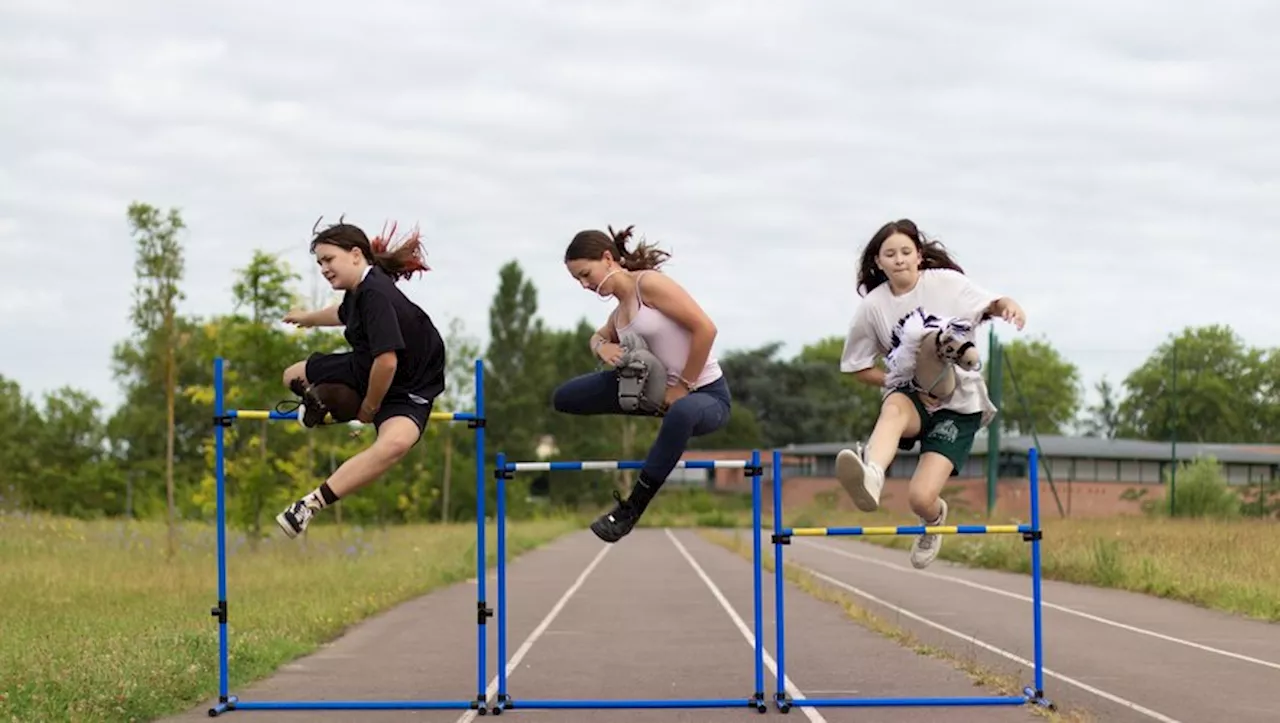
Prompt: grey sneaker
<box><xmin>910</xmin><ymin>497</ymin><xmax>948</xmax><ymax>569</ymax></box>
<box><xmin>835</xmin><ymin>445</ymin><xmax>884</xmax><ymax>512</ymax></box>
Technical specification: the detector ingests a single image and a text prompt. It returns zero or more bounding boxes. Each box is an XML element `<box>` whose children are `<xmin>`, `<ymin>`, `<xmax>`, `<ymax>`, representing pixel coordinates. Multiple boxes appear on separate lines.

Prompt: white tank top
<box><xmin>617</xmin><ymin>271</ymin><xmax>723</xmax><ymax>389</ymax></box>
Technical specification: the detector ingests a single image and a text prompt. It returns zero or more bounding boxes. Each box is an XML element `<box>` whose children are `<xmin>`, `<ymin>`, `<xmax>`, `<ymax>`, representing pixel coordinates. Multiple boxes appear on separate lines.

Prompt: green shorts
<box><xmin>891</xmin><ymin>387</ymin><xmax>983</xmax><ymax>476</ymax></box>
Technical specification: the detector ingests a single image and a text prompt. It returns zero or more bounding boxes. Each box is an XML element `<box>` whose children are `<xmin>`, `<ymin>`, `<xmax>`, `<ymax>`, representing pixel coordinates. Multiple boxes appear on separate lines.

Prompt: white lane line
<box><xmin>665</xmin><ymin>529</ymin><xmax>828</xmax><ymax>723</ymax></box>
<box><xmin>791</xmin><ymin>559</ymin><xmax>1183</xmax><ymax>723</ymax></box>
<box><xmin>453</xmin><ymin>542</ymin><xmax>613</xmax><ymax>723</ymax></box>
<box><xmin>801</xmin><ymin>539</ymin><xmax>1280</xmax><ymax>672</ymax></box>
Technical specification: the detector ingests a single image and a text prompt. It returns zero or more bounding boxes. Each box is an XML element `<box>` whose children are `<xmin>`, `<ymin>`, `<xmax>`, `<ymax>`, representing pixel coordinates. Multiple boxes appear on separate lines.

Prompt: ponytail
<box><xmin>608</xmin><ymin>224</ymin><xmax>670</xmax><ymax>271</ymax></box>
<box><xmin>369</xmin><ymin>221</ymin><xmax>430</xmax><ymax>282</ymax></box>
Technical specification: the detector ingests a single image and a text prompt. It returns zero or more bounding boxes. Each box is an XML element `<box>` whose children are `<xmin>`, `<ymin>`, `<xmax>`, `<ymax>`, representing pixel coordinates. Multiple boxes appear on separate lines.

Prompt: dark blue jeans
<box><xmin>552</xmin><ymin>371</ymin><xmax>732</xmax><ymax>484</ymax></box>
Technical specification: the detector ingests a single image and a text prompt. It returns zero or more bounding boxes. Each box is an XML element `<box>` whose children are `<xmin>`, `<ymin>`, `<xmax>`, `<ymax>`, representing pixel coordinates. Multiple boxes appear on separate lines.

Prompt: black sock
<box><xmin>304</xmin><ymin>481</ymin><xmax>341</xmax><ymax>509</ymax></box>
<box><xmin>319</xmin><ymin>481</ymin><xmax>340</xmax><ymax>505</ymax></box>
<box><xmin>626</xmin><ymin>474</ymin><xmax>662</xmax><ymax>515</ymax></box>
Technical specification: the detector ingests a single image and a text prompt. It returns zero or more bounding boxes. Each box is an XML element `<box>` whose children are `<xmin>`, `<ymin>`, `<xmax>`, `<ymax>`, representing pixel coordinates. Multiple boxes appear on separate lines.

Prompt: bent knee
<box><xmin>551</xmin><ymin>384</ymin><xmax>572</xmax><ymax>413</ymax></box>
<box><xmin>283</xmin><ymin>361</ymin><xmax>308</xmax><ymax>388</ymax></box>
<box><xmin>907</xmin><ymin>490</ymin><xmax>937</xmax><ymax>517</ymax></box>
<box><xmin>375</xmin><ymin>426</ymin><xmax>419</xmax><ymax>459</ymax></box>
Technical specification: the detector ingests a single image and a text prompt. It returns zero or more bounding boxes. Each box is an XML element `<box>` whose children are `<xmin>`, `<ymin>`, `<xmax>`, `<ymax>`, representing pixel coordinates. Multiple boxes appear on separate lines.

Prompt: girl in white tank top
<box><xmin>556</xmin><ymin>225</ymin><xmax>732</xmax><ymax>545</ymax></box>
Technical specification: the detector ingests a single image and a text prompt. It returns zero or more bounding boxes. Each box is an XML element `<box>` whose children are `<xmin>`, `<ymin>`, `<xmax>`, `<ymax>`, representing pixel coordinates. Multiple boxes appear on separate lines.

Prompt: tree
<box><xmin>227</xmin><ymin>251</ymin><xmax>304</xmax><ymax>541</ymax></box>
<box><xmin>719</xmin><ymin>342</ymin><xmax>870</xmax><ymax>447</ymax></box>
<box><xmin>438</xmin><ymin>316</ymin><xmax>481</xmax><ymax>522</ymax></box>
<box><xmin>0</xmin><ymin>376</ymin><xmax>43</xmax><ymax>510</ymax></box>
<box><xmin>1079</xmin><ymin>377</ymin><xmax>1121</xmax><ymax>439</ymax></box>
<box><xmin>1117</xmin><ymin>325</ymin><xmax>1267</xmax><ymax>443</ymax></box>
<box><xmin>794</xmin><ymin>335</ymin><xmax>883</xmax><ymax>441</ymax></box>
<box><xmin>485</xmin><ymin>261</ymin><xmax>550</xmax><ymax>462</ymax></box>
<box><xmin>125</xmin><ymin>202</ymin><xmax>186</xmax><ymax>558</ymax></box>
<box><xmin>998</xmin><ymin>336</ymin><xmax>1083</xmax><ymax>436</ymax></box>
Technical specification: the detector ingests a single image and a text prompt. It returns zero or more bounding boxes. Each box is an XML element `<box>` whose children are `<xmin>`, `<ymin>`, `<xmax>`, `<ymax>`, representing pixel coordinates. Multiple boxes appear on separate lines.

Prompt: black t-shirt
<box><xmin>337</xmin><ymin>266</ymin><xmax>446</xmax><ymax>401</ymax></box>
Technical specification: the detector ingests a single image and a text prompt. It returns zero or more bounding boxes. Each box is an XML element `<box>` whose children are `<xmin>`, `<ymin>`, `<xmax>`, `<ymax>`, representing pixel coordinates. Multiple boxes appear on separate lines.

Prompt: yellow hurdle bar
<box><xmin>787</xmin><ymin>524</ymin><xmax>1029</xmax><ymax>537</ymax></box>
<box><xmin>226</xmin><ymin>409</ymin><xmax>476</xmax><ymax>424</ymax></box>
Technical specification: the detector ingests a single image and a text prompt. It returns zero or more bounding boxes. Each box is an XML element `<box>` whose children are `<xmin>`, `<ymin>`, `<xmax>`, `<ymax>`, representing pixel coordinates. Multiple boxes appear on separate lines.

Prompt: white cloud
<box><xmin>1</xmin><ymin>0</ymin><xmax>1277</xmax><ymax>427</ymax></box>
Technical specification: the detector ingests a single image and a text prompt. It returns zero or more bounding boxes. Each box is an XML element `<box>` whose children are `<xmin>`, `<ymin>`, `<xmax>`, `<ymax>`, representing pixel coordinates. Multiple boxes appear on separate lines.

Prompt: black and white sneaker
<box><xmin>276</xmin><ymin>499</ymin><xmax>316</xmax><ymax>538</ymax></box>
<box><xmin>589</xmin><ymin>491</ymin><xmax>639</xmax><ymax>543</ymax></box>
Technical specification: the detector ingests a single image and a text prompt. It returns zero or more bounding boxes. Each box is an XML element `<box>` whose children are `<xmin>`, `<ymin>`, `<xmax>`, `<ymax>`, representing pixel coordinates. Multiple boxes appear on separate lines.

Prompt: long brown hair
<box><xmin>564</xmin><ymin>225</ymin><xmax>670</xmax><ymax>271</ymax></box>
<box><xmin>310</xmin><ymin>217</ymin><xmax>430</xmax><ymax>282</ymax></box>
<box><xmin>856</xmin><ymin>219</ymin><xmax>964</xmax><ymax>296</ymax></box>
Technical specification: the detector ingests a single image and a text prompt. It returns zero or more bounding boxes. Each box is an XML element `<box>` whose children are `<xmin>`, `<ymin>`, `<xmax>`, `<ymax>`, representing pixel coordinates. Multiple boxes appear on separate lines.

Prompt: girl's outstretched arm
<box><xmin>284</xmin><ymin>304</ymin><xmax>342</xmax><ymax>328</ymax></box>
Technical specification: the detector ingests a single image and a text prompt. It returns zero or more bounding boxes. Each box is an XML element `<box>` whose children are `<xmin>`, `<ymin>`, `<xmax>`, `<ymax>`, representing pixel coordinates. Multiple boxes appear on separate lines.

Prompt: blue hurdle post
<box><xmin>207</xmin><ymin>357</ymin><xmax>490</xmax><ymax>716</ymax></box>
<box><xmin>491</xmin><ymin>452</ymin><xmax>770</xmax><ymax>715</ymax></box>
<box><xmin>770</xmin><ymin>445</ymin><xmax>1054</xmax><ymax>713</ymax></box>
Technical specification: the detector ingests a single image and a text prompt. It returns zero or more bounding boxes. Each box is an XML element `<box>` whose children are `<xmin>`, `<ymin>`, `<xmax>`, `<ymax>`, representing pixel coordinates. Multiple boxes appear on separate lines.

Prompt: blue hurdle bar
<box><xmin>769</xmin><ymin>447</ymin><xmax>1054</xmax><ymax>713</ymax></box>
<box><xmin>207</xmin><ymin>357</ymin><xmax>490</xmax><ymax>716</ymax></box>
<box><xmin>492</xmin><ymin>451</ymin><xmax>770</xmax><ymax>714</ymax></box>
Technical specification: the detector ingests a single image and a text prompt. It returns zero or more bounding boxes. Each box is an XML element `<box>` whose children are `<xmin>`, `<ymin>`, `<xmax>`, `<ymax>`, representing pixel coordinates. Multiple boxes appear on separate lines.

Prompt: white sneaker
<box><xmin>910</xmin><ymin>497</ymin><xmax>948</xmax><ymax>569</ymax></box>
<box><xmin>835</xmin><ymin>446</ymin><xmax>884</xmax><ymax>512</ymax></box>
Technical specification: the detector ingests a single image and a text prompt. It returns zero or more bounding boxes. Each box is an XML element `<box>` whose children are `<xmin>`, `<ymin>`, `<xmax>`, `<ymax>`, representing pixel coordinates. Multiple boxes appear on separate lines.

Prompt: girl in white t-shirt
<box><xmin>837</xmin><ymin>219</ymin><xmax>1026</xmax><ymax>569</ymax></box>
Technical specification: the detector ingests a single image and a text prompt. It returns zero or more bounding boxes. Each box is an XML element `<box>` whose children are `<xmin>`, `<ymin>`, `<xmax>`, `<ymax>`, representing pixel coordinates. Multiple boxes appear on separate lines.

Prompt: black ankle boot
<box><xmin>590</xmin><ymin>491</ymin><xmax>640</xmax><ymax>543</ymax></box>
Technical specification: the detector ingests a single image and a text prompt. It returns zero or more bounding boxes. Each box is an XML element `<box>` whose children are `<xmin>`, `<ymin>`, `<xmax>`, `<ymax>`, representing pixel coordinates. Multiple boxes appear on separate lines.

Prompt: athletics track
<box><xmin>166</xmin><ymin>526</ymin><xmax>1280</xmax><ymax>723</ymax></box>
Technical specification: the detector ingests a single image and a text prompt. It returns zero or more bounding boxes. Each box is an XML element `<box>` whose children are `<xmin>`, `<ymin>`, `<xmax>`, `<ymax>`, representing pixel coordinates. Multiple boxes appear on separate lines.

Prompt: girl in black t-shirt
<box><xmin>276</xmin><ymin>219</ymin><xmax>446</xmax><ymax>538</ymax></box>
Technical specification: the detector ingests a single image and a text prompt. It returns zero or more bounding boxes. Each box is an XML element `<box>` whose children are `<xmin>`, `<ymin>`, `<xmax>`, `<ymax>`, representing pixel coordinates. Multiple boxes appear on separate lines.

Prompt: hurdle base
<box><xmin>491</xmin><ymin>696</ymin><xmax>766</xmax><ymax>714</ymax></box>
<box><xmin>1024</xmin><ymin>685</ymin><xmax>1057</xmax><ymax>711</ymax></box>
<box><xmin>208</xmin><ymin>697</ymin><xmax>481</xmax><ymax>716</ymax></box>
<box><xmin>775</xmin><ymin>694</ymin><xmax>1032</xmax><ymax>709</ymax></box>
<box><xmin>207</xmin><ymin>695</ymin><xmax>237</xmax><ymax>717</ymax></box>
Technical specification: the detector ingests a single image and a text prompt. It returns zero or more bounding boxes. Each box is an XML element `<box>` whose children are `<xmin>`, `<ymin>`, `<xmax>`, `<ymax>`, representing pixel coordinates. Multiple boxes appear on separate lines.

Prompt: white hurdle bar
<box><xmin>501</xmin><ymin>459</ymin><xmax>771</xmax><ymax>472</ymax></box>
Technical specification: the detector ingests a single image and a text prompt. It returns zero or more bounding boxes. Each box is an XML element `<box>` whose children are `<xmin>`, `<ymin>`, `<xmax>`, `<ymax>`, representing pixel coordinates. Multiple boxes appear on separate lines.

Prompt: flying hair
<box><xmin>565</xmin><ymin>224</ymin><xmax>671</xmax><ymax>271</ymax></box>
<box><xmin>309</xmin><ymin>215</ymin><xmax>431</xmax><ymax>283</ymax></box>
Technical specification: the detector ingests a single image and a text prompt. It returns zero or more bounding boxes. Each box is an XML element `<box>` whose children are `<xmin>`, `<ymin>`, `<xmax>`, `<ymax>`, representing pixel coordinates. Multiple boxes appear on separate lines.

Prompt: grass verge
<box><xmin>699</xmin><ymin>527</ymin><xmax>1095</xmax><ymax>723</ymax></box>
<box><xmin>0</xmin><ymin>511</ymin><xmax>578</xmax><ymax>723</ymax></box>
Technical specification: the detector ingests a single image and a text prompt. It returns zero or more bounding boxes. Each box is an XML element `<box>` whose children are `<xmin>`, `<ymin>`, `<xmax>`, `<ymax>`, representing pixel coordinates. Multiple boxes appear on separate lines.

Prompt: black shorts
<box><xmin>304</xmin><ymin>351</ymin><xmax>435</xmax><ymax>434</ymax></box>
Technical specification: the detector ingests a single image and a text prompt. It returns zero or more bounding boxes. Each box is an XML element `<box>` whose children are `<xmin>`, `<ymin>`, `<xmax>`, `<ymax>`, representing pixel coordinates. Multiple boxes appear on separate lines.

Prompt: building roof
<box><xmin>781</xmin><ymin>432</ymin><xmax>1280</xmax><ymax>465</ymax></box>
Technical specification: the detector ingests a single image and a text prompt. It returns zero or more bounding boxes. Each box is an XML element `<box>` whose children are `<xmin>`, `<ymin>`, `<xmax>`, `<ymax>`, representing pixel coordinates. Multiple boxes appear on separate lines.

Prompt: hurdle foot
<box><xmin>750</xmin><ymin>692</ymin><xmax>767</xmax><ymax>713</ymax></box>
<box><xmin>775</xmin><ymin>692</ymin><xmax>792</xmax><ymax>714</ymax></box>
<box><xmin>207</xmin><ymin>695</ymin><xmax>238</xmax><ymax>717</ymax></box>
<box><xmin>470</xmin><ymin>694</ymin><xmax>488</xmax><ymax>715</ymax></box>
<box><xmin>1024</xmin><ymin>686</ymin><xmax>1056</xmax><ymax>711</ymax></box>
<box><xmin>490</xmin><ymin>694</ymin><xmax>511</xmax><ymax>715</ymax></box>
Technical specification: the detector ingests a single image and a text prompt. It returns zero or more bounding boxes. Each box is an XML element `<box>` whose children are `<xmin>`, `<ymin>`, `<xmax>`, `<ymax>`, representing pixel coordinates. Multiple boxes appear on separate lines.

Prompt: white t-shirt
<box><xmin>840</xmin><ymin>268</ymin><xmax>1001</xmax><ymax>425</ymax></box>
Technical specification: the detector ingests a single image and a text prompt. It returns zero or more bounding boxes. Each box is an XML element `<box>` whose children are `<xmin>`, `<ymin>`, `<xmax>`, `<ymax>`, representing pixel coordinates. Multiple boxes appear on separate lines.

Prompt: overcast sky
<box><xmin>2</xmin><ymin>0</ymin><xmax>1276</xmax><ymax>420</ymax></box>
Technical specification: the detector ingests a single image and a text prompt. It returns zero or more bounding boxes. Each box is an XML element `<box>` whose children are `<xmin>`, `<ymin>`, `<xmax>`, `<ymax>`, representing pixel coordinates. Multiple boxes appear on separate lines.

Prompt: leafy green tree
<box><xmin>124</xmin><ymin>202</ymin><xmax>187</xmax><ymax>557</ymax></box>
<box><xmin>998</xmin><ymin>336</ymin><xmax>1082</xmax><ymax>435</ymax></box>
<box><xmin>1117</xmin><ymin>325</ymin><xmax>1266</xmax><ymax>443</ymax></box>
<box><xmin>1079</xmin><ymin>377</ymin><xmax>1122</xmax><ymax>439</ymax></box>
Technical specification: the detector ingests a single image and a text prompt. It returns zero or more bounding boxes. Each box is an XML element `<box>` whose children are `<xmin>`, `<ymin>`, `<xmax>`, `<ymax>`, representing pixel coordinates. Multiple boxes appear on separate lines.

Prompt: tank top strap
<box><xmin>633</xmin><ymin>270</ymin><xmax>654</xmax><ymax>310</ymax></box>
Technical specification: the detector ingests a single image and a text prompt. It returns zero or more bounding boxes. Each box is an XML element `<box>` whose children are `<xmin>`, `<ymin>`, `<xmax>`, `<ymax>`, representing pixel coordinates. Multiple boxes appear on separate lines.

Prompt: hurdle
<box><xmin>489</xmin><ymin>450</ymin><xmax>771</xmax><ymax>714</ymax></box>
<box><xmin>206</xmin><ymin>356</ymin><xmax>492</xmax><ymax>716</ymax></box>
<box><xmin>767</xmin><ymin>446</ymin><xmax>1055</xmax><ymax>713</ymax></box>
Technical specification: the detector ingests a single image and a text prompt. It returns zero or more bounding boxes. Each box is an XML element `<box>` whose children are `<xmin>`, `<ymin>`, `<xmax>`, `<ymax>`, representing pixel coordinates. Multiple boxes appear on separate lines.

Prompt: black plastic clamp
<box><xmin>467</xmin><ymin>417</ymin><xmax>487</xmax><ymax>429</ymax></box>
<box><xmin>772</xmin><ymin>533</ymin><xmax>792</xmax><ymax>545</ymax></box>
<box><xmin>210</xmin><ymin>599</ymin><xmax>227</xmax><ymax>624</ymax></box>
<box><xmin>1022</xmin><ymin>529</ymin><xmax>1043</xmax><ymax>542</ymax></box>
<box><xmin>212</xmin><ymin>415</ymin><xmax>232</xmax><ymax>428</ymax></box>
<box><xmin>776</xmin><ymin>691</ymin><xmax>793</xmax><ymax>713</ymax></box>
<box><xmin>477</xmin><ymin>601</ymin><xmax>493</xmax><ymax>625</ymax></box>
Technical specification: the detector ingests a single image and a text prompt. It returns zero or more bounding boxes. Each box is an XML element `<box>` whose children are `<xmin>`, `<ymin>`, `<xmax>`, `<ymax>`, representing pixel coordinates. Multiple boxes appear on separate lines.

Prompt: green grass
<box><xmin>0</xmin><ymin>511</ymin><xmax>578</xmax><ymax>723</ymax></box>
